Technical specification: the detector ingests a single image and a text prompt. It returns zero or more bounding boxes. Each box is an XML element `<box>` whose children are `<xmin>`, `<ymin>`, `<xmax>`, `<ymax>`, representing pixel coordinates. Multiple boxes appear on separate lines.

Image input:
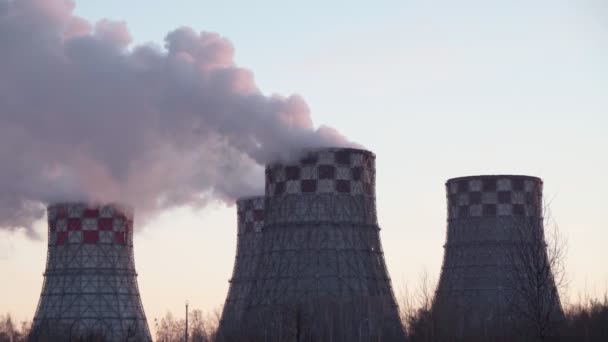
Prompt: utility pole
<box><xmin>185</xmin><ymin>300</ymin><xmax>189</xmax><ymax>342</ymax></box>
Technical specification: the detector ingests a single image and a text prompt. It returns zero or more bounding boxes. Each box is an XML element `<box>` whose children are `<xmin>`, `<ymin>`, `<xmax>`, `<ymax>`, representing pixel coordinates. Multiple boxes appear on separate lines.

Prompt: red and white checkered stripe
<box><xmin>237</xmin><ymin>197</ymin><xmax>265</xmax><ymax>234</ymax></box>
<box><xmin>265</xmin><ymin>148</ymin><xmax>375</xmax><ymax>197</ymax></box>
<box><xmin>446</xmin><ymin>176</ymin><xmax>542</xmax><ymax>219</ymax></box>
<box><xmin>47</xmin><ymin>203</ymin><xmax>133</xmax><ymax>246</ymax></box>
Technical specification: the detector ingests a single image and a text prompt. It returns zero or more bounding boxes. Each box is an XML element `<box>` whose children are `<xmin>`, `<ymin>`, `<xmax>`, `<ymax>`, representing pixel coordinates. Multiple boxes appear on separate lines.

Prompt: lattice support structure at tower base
<box><xmin>218</xmin><ymin>196</ymin><xmax>265</xmax><ymax>340</ymax></box>
<box><xmin>30</xmin><ymin>203</ymin><xmax>152</xmax><ymax>342</ymax></box>
<box><xmin>239</xmin><ymin>148</ymin><xmax>405</xmax><ymax>342</ymax></box>
<box><xmin>434</xmin><ymin>175</ymin><xmax>563</xmax><ymax>338</ymax></box>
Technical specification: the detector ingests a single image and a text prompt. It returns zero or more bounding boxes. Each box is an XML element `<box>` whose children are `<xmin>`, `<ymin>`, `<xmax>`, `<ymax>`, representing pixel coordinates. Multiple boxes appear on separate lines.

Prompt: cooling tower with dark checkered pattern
<box><xmin>31</xmin><ymin>203</ymin><xmax>152</xmax><ymax>341</ymax></box>
<box><xmin>218</xmin><ymin>196</ymin><xmax>265</xmax><ymax>339</ymax></box>
<box><xmin>434</xmin><ymin>175</ymin><xmax>563</xmax><ymax>333</ymax></box>
<box><xmin>241</xmin><ymin>148</ymin><xmax>405</xmax><ymax>341</ymax></box>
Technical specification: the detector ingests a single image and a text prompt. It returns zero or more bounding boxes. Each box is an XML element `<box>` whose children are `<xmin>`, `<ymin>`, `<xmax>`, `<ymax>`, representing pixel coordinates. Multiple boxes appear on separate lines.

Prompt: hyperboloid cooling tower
<box><xmin>434</xmin><ymin>175</ymin><xmax>563</xmax><ymax>335</ymax></box>
<box><xmin>31</xmin><ymin>203</ymin><xmax>152</xmax><ymax>341</ymax></box>
<box><xmin>218</xmin><ymin>196</ymin><xmax>265</xmax><ymax>340</ymax></box>
<box><xmin>242</xmin><ymin>148</ymin><xmax>405</xmax><ymax>341</ymax></box>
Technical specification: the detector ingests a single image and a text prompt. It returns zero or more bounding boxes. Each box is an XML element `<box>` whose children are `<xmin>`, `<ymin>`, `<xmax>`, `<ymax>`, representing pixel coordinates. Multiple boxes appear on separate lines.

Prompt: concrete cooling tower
<box><xmin>218</xmin><ymin>196</ymin><xmax>265</xmax><ymax>340</ymax></box>
<box><xmin>30</xmin><ymin>203</ymin><xmax>152</xmax><ymax>341</ymax></box>
<box><xmin>434</xmin><ymin>175</ymin><xmax>563</xmax><ymax>335</ymax></box>
<box><xmin>242</xmin><ymin>148</ymin><xmax>405</xmax><ymax>341</ymax></box>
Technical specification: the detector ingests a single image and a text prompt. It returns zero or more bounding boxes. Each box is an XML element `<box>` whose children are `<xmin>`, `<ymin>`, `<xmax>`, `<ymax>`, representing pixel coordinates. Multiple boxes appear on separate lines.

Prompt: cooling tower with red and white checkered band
<box><xmin>30</xmin><ymin>203</ymin><xmax>152</xmax><ymax>341</ymax></box>
<box><xmin>434</xmin><ymin>175</ymin><xmax>563</xmax><ymax>334</ymax></box>
<box><xmin>218</xmin><ymin>196</ymin><xmax>265</xmax><ymax>339</ymax></box>
<box><xmin>241</xmin><ymin>148</ymin><xmax>405</xmax><ymax>341</ymax></box>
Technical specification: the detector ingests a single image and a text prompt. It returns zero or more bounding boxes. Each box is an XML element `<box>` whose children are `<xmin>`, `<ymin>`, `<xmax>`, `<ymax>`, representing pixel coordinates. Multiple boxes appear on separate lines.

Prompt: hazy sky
<box><xmin>1</xmin><ymin>0</ymin><xmax>607</xmax><ymax>335</ymax></box>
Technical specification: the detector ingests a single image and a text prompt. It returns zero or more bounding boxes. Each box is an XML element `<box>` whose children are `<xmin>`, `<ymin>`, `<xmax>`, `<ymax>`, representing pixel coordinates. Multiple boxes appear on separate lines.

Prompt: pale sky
<box><xmin>1</xmin><ymin>0</ymin><xmax>607</xmax><ymax>335</ymax></box>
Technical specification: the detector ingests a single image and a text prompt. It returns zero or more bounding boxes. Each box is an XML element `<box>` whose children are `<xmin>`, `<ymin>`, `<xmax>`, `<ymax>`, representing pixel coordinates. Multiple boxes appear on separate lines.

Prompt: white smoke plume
<box><xmin>0</xmin><ymin>0</ymin><xmax>356</xmax><ymax>233</ymax></box>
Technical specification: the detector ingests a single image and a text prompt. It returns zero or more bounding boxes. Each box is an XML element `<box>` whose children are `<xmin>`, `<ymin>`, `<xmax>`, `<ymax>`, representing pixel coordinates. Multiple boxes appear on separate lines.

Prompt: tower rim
<box><xmin>300</xmin><ymin>147</ymin><xmax>375</xmax><ymax>158</ymax></box>
<box><xmin>236</xmin><ymin>195</ymin><xmax>265</xmax><ymax>203</ymax></box>
<box><xmin>446</xmin><ymin>174</ymin><xmax>542</xmax><ymax>185</ymax></box>
<box><xmin>47</xmin><ymin>202</ymin><xmax>134</xmax><ymax>214</ymax></box>
<box><xmin>267</xmin><ymin>147</ymin><xmax>375</xmax><ymax>168</ymax></box>
<box><xmin>47</xmin><ymin>201</ymin><xmax>133</xmax><ymax>208</ymax></box>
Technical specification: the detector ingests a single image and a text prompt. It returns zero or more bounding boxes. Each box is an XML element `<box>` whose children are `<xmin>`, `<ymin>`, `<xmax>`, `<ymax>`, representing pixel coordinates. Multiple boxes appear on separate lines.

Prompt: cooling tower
<box><xmin>30</xmin><ymin>203</ymin><xmax>152</xmax><ymax>341</ymax></box>
<box><xmin>218</xmin><ymin>196</ymin><xmax>265</xmax><ymax>340</ymax></box>
<box><xmin>434</xmin><ymin>175</ymin><xmax>563</xmax><ymax>335</ymax></box>
<box><xmin>242</xmin><ymin>148</ymin><xmax>405</xmax><ymax>342</ymax></box>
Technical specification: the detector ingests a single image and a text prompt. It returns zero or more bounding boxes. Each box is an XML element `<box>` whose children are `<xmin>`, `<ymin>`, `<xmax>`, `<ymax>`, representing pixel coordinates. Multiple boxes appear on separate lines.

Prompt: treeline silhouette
<box><xmin>2</xmin><ymin>291</ymin><xmax>607</xmax><ymax>342</ymax></box>
<box><xmin>397</xmin><ymin>274</ymin><xmax>608</xmax><ymax>342</ymax></box>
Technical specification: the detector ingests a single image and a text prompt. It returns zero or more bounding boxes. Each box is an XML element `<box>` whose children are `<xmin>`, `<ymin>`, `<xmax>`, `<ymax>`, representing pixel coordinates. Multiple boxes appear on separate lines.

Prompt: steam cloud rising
<box><xmin>0</xmin><ymin>0</ymin><xmax>355</xmax><ymax>233</ymax></box>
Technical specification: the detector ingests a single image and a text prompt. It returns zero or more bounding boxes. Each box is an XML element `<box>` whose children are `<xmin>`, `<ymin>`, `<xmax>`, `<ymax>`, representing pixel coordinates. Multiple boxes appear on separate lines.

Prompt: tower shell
<box><xmin>218</xmin><ymin>196</ymin><xmax>265</xmax><ymax>340</ymax></box>
<box><xmin>31</xmin><ymin>203</ymin><xmax>152</xmax><ymax>341</ymax></box>
<box><xmin>434</xmin><ymin>175</ymin><xmax>563</xmax><ymax>334</ymax></box>
<box><xmin>242</xmin><ymin>148</ymin><xmax>405</xmax><ymax>341</ymax></box>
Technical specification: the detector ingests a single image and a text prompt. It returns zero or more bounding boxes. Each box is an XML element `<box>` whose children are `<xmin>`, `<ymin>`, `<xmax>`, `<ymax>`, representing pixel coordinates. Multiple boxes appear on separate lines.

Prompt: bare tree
<box><xmin>155</xmin><ymin>312</ymin><xmax>185</xmax><ymax>342</ymax></box>
<box><xmin>506</xmin><ymin>206</ymin><xmax>566</xmax><ymax>341</ymax></box>
<box><xmin>189</xmin><ymin>310</ymin><xmax>207</xmax><ymax>342</ymax></box>
<box><xmin>0</xmin><ymin>314</ymin><xmax>32</xmax><ymax>342</ymax></box>
<box><xmin>562</xmin><ymin>292</ymin><xmax>608</xmax><ymax>342</ymax></box>
<box><xmin>155</xmin><ymin>308</ymin><xmax>220</xmax><ymax>342</ymax></box>
<box><xmin>397</xmin><ymin>270</ymin><xmax>446</xmax><ymax>342</ymax></box>
<box><xmin>0</xmin><ymin>314</ymin><xmax>16</xmax><ymax>342</ymax></box>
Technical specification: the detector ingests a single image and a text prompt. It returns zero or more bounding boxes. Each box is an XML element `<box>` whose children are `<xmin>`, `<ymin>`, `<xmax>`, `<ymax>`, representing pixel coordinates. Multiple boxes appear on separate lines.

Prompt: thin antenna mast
<box><xmin>185</xmin><ymin>300</ymin><xmax>189</xmax><ymax>342</ymax></box>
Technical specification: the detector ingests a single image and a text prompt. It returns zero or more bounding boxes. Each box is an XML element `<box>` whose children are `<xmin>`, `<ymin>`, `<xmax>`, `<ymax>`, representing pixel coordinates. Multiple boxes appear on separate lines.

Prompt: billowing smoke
<box><xmin>0</xmin><ymin>0</ymin><xmax>356</xmax><ymax>233</ymax></box>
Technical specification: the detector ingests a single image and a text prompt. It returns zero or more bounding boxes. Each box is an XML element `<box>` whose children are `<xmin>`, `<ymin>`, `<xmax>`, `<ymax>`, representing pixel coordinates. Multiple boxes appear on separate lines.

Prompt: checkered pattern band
<box><xmin>47</xmin><ymin>203</ymin><xmax>133</xmax><ymax>246</ymax></box>
<box><xmin>265</xmin><ymin>148</ymin><xmax>375</xmax><ymax>197</ymax></box>
<box><xmin>237</xmin><ymin>197</ymin><xmax>265</xmax><ymax>234</ymax></box>
<box><xmin>446</xmin><ymin>176</ymin><xmax>542</xmax><ymax>219</ymax></box>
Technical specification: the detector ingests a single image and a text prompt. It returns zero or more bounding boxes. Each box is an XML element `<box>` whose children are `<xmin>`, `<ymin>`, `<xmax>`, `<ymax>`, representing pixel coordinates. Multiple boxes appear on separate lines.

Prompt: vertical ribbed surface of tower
<box><xmin>218</xmin><ymin>196</ymin><xmax>265</xmax><ymax>340</ymax></box>
<box><xmin>435</xmin><ymin>175</ymin><xmax>563</xmax><ymax>335</ymax></box>
<box><xmin>31</xmin><ymin>203</ymin><xmax>152</xmax><ymax>341</ymax></box>
<box><xmin>243</xmin><ymin>148</ymin><xmax>405</xmax><ymax>342</ymax></box>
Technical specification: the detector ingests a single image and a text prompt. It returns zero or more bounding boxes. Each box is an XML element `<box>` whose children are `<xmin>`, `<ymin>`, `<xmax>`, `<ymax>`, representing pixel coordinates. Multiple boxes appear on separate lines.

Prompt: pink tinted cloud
<box><xmin>0</xmin><ymin>0</ymin><xmax>357</xmax><ymax>233</ymax></box>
